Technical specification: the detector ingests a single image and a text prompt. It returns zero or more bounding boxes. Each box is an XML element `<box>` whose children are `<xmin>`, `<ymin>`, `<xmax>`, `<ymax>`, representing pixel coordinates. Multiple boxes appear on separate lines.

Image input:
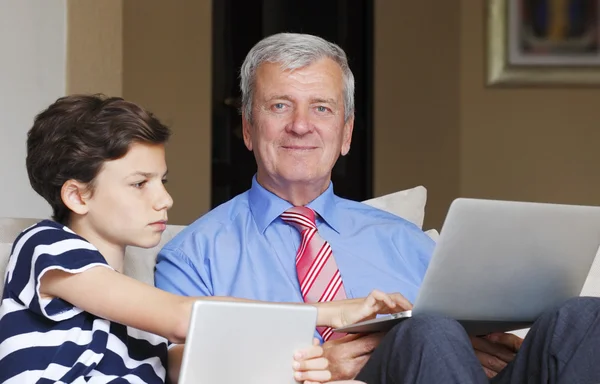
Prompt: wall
<box><xmin>460</xmin><ymin>1</ymin><xmax>600</xmax><ymax>207</ymax></box>
<box><xmin>66</xmin><ymin>0</ymin><xmax>123</xmax><ymax>96</ymax></box>
<box><xmin>123</xmin><ymin>0</ymin><xmax>212</xmax><ymax>225</ymax></box>
<box><xmin>9</xmin><ymin>1</ymin><xmax>596</xmax><ymax>229</ymax></box>
<box><xmin>65</xmin><ymin>0</ymin><xmax>213</xmax><ymax>225</ymax></box>
<box><xmin>0</xmin><ymin>0</ymin><xmax>66</xmax><ymax>219</ymax></box>
<box><xmin>374</xmin><ymin>2</ymin><xmax>461</xmax><ymax>229</ymax></box>
<box><xmin>375</xmin><ymin>1</ymin><xmax>600</xmax><ymax>230</ymax></box>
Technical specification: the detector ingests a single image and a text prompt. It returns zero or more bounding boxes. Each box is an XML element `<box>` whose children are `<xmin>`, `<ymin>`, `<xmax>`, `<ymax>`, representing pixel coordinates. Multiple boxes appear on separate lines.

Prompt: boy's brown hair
<box><xmin>26</xmin><ymin>94</ymin><xmax>171</xmax><ymax>225</ymax></box>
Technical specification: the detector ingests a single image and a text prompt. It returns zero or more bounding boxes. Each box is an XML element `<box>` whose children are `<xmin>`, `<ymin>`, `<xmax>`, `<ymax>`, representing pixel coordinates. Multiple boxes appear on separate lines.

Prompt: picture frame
<box><xmin>487</xmin><ymin>0</ymin><xmax>600</xmax><ymax>86</ymax></box>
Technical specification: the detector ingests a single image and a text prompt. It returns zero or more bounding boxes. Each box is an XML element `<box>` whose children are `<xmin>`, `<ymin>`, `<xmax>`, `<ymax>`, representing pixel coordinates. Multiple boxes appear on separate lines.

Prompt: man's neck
<box><xmin>68</xmin><ymin>217</ymin><xmax>126</xmax><ymax>273</ymax></box>
<box><xmin>257</xmin><ymin>174</ymin><xmax>330</xmax><ymax>207</ymax></box>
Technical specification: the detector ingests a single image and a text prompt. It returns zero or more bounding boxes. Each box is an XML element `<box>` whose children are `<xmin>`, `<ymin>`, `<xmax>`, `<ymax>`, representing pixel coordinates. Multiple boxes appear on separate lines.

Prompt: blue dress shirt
<box><xmin>155</xmin><ymin>177</ymin><xmax>435</xmax><ymax>313</ymax></box>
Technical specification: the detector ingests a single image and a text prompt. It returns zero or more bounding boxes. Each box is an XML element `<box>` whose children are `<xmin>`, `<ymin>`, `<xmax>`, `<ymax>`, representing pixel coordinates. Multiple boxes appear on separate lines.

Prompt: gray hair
<box><xmin>240</xmin><ymin>33</ymin><xmax>355</xmax><ymax>123</ymax></box>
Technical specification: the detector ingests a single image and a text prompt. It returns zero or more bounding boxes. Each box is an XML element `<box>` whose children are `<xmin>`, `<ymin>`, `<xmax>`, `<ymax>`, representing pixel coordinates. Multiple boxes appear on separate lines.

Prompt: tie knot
<box><xmin>281</xmin><ymin>206</ymin><xmax>317</xmax><ymax>232</ymax></box>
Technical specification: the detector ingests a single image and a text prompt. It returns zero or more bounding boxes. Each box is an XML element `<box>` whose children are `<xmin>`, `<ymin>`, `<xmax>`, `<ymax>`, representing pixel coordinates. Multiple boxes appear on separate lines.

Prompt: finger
<box><xmin>364</xmin><ymin>289</ymin><xmax>399</xmax><ymax>308</ymax></box>
<box><xmin>473</xmin><ymin>348</ymin><xmax>508</xmax><ymax>374</ymax></box>
<box><xmin>343</xmin><ymin>334</ymin><xmax>384</xmax><ymax>358</ymax></box>
<box><xmin>366</xmin><ymin>291</ymin><xmax>413</xmax><ymax>315</ymax></box>
<box><xmin>294</xmin><ymin>366</ymin><xmax>332</xmax><ymax>382</ymax></box>
<box><xmin>359</xmin><ymin>290</ymin><xmax>389</xmax><ymax>313</ymax></box>
<box><xmin>304</xmin><ymin>381</ymin><xmax>351</xmax><ymax>384</ymax></box>
<box><xmin>486</xmin><ymin>332</ymin><xmax>523</xmax><ymax>352</ymax></box>
<box><xmin>294</xmin><ymin>345</ymin><xmax>324</xmax><ymax>361</ymax></box>
<box><xmin>388</xmin><ymin>292</ymin><xmax>413</xmax><ymax>310</ymax></box>
<box><xmin>326</xmin><ymin>382</ymin><xmax>368</xmax><ymax>384</ymax></box>
<box><xmin>293</xmin><ymin>356</ymin><xmax>329</xmax><ymax>372</ymax></box>
<box><xmin>482</xmin><ymin>366</ymin><xmax>498</xmax><ymax>379</ymax></box>
<box><xmin>370</xmin><ymin>290</ymin><xmax>397</xmax><ymax>310</ymax></box>
<box><xmin>313</xmin><ymin>337</ymin><xmax>321</xmax><ymax>346</ymax></box>
<box><xmin>471</xmin><ymin>336</ymin><xmax>516</xmax><ymax>363</ymax></box>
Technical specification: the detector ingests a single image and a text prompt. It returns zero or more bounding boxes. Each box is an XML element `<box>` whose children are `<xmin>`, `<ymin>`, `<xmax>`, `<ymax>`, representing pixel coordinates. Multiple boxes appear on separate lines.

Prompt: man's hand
<box><xmin>322</xmin><ymin>333</ymin><xmax>385</xmax><ymax>380</ymax></box>
<box><xmin>470</xmin><ymin>332</ymin><xmax>523</xmax><ymax>378</ymax></box>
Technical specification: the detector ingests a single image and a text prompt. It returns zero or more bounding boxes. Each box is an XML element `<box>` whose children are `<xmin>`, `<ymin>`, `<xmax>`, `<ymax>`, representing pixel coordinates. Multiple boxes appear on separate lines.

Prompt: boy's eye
<box><xmin>133</xmin><ymin>181</ymin><xmax>147</xmax><ymax>189</ymax></box>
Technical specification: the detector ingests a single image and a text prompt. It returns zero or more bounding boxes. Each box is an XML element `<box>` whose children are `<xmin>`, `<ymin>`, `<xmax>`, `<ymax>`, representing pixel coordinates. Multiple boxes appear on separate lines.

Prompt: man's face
<box><xmin>243</xmin><ymin>58</ymin><xmax>354</xmax><ymax>190</ymax></box>
<box><xmin>82</xmin><ymin>142</ymin><xmax>173</xmax><ymax>250</ymax></box>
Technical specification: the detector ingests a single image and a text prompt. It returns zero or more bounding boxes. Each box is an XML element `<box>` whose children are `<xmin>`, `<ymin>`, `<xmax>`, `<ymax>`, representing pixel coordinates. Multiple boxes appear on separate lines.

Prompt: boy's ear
<box><xmin>61</xmin><ymin>180</ymin><xmax>90</xmax><ymax>216</ymax></box>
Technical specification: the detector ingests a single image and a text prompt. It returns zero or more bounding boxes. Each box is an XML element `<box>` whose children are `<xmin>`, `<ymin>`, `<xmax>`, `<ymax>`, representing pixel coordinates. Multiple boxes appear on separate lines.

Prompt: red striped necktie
<box><xmin>281</xmin><ymin>206</ymin><xmax>347</xmax><ymax>341</ymax></box>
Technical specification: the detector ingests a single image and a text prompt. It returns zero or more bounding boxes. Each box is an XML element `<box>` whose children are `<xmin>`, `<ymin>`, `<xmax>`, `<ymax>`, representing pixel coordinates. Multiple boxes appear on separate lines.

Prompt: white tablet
<box><xmin>178</xmin><ymin>300</ymin><xmax>317</xmax><ymax>384</ymax></box>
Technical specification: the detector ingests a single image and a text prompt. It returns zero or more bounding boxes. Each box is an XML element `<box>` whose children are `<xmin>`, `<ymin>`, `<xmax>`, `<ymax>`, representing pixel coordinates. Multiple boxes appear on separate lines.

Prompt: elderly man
<box><xmin>156</xmin><ymin>33</ymin><xmax>600</xmax><ymax>383</ymax></box>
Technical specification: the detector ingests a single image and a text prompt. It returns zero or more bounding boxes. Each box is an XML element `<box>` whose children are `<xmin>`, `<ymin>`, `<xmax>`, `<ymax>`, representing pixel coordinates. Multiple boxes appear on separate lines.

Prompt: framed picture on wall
<box><xmin>487</xmin><ymin>0</ymin><xmax>600</xmax><ymax>85</ymax></box>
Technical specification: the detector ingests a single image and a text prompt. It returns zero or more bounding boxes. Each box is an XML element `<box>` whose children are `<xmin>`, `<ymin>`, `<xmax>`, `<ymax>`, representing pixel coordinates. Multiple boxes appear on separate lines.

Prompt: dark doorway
<box><xmin>211</xmin><ymin>0</ymin><xmax>373</xmax><ymax>207</ymax></box>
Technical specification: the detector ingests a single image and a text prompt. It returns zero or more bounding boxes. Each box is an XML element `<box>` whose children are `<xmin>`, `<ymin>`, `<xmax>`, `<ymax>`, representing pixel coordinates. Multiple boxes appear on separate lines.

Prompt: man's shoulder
<box><xmin>162</xmin><ymin>191</ymin><xmax>252</xmax><ymax>251</ymax></box>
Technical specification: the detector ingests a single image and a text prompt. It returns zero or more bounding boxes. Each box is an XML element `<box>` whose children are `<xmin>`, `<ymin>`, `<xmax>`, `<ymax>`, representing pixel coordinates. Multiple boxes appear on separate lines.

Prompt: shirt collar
<box><xmin>248</xmin><ymin>175</ymin><xmax>342</xmax><ymax>234</ymax></box>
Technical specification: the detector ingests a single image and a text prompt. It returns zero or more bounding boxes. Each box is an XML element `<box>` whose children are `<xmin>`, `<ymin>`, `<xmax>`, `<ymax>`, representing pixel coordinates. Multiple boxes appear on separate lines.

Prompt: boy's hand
<box><xmin>325</xmin><ymin>290</ymin><xmax>412</xmax><ymax>329</ymax></box>
<box><xmin>293</xmin><ymin>339</ymin><xmax>369</xmax><ymax>384</ymax></box>
<box><xmin>293</xmin><ymin>338</ymin><xmax>331</xmax><ymax>383</ymax></box>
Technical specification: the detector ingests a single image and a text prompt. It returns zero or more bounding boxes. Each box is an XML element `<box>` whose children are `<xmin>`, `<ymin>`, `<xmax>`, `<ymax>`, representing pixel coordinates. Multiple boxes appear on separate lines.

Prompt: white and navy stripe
<box><xmin>0</xmin><ymin>220</ymin><xmax>167</xmax><ymax>383</ymax></box>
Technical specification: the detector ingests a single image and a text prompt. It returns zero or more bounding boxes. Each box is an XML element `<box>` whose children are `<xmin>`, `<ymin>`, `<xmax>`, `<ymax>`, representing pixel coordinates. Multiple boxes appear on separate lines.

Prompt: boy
<box><xmin>0</xmin><ymin>94</ymin><xmax>405</xmax><ymax>383</ymax></box>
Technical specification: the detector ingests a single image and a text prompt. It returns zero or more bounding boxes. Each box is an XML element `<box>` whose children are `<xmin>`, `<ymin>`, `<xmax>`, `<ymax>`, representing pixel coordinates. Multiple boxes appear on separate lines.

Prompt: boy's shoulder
<box><xmin>9</xmin><ymin>220</ymin><xmax>99</xmax><ymax>271</ymax></box>
<box><xmin>12</xmin><ymin>220</ymin><xmax>87</xmax><ymax>251</ymax></box>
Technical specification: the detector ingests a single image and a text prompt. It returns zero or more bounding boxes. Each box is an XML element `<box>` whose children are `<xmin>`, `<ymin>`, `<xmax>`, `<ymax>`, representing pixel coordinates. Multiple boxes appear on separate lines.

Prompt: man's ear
<box><xmin>61</xmin><ymin>180</ymin><xmax>91</xmax><ymax>216</ymax></box>
<box><xmin>241</xmin><ymin>112</ymin><xmax>253</xmax><ymax>151</ymax></box>
<box><xmin>341</xmin><ymin>114</ymin><xmax>355</xmax><ymax>156</ymax></box>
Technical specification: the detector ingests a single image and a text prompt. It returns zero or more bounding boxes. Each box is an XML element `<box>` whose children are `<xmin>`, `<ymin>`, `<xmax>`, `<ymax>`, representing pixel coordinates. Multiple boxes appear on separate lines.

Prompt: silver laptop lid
<box><xmin>414</xmin><ymin>198</ymin><xmax>600</xmax><ymax>321</ymax></box>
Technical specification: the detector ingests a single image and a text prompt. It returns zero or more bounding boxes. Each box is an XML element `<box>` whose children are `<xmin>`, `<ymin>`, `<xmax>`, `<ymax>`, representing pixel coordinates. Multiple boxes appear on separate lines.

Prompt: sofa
<box><xmin>0</xmin><ymin>186</ymin><xmax>437</xmax><ymax>293</ymax></box>
<box><xmin>2</xmin><ymin>186</ymin><xmax>600</xmax><ymax>322</ymax></box>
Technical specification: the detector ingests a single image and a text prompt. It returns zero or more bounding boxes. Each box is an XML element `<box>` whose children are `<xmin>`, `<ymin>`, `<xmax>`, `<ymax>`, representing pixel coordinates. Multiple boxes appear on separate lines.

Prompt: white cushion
<box><xmin>362</xmin><ymin>186</ymin><xmax>427</xmax><ymax>229</ymax></box>
<box><xmin>424</xmin><ymin>229</ymin><xmax>440</xmax><ymax>242</ymax></box>
<box><xmin>0</xmin><ymin>217</ymin><xmax>185</xmax><ymax>295</ymax></box>
<box><xmin>4</xmin><ymin>188</ymin><xmax>600</xmax><ymax>336</ymax></box>
<box><xmin>124</xmin><ymin>225</ymin><xmax>185</xmax><ymax>286</ymax></box>
<box><xmin>580</xmin><ymin>246</ymin><xmax>600</xmax><ymax>297</ymax></box>
<box><xmin>0</xmin><ymin>218</ymin><xmax>39</xmax><ymax>297</ymax></box>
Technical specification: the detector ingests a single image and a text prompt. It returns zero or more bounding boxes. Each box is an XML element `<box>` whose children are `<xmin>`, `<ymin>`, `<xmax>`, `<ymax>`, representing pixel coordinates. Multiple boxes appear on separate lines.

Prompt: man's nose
<box><xmin>286</xmin><ymin>108</ymin><xmax>313</xmax><ymax>135</ymax></box>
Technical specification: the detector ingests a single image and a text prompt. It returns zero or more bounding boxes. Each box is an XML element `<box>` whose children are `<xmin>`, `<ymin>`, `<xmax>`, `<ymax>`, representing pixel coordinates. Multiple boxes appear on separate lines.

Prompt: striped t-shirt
<box><xmin>0</xmin><ymin>220</ymin><xmax>168</xmax><ymax>383</ymax></box>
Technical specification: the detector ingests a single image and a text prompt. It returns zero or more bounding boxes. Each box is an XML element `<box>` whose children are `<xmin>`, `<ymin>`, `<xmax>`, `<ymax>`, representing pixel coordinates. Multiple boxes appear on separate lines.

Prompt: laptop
<box><xmin>178</xmin><ymin>300</ymin><xmax>317</xmax><ymax>384</ymax></box>
<box><xmin>335</xmin><ymin>198</ymin><xmax>600</xmax><ymax>336</ymax></box>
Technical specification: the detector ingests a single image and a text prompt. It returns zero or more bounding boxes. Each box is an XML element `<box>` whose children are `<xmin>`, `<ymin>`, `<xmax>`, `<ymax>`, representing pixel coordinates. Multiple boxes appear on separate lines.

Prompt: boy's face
<box><xmin>83</xmin><ymin>142</ymin><xmax>173</xmax><ymax>250</ymax></box>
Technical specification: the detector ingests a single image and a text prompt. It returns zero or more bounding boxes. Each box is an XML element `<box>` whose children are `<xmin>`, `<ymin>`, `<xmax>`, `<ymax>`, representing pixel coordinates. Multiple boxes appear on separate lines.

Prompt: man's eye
<box><xmin>133</xmin><ymin>181</ymin><xmax>147</xmax><ymax>188</ymax></box>
<box><xmin>316</xmin><ymin>106</ymin><xmax>329</xmax><ymax>113</ymax></box>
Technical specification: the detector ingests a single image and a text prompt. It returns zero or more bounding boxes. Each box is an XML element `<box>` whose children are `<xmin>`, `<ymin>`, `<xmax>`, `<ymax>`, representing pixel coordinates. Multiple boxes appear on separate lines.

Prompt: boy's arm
<box><xmin>167</xmin><ymin>344</ymin><xmax>184</xmax><ymax>384</ymax></box>
<box><xmin>40</xmin><ymin>266</ymin><xmax>240</xmax><ymax>343</ymax></box>
<box><xmin>154</xmin><ymin>247</ymin><xmax>411</xmax><ymax>330</ymax></box>
<box><xmin>41</xmin><ymin>263</ymin><xmax>407</xmax><ymax>343</ymax></box>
